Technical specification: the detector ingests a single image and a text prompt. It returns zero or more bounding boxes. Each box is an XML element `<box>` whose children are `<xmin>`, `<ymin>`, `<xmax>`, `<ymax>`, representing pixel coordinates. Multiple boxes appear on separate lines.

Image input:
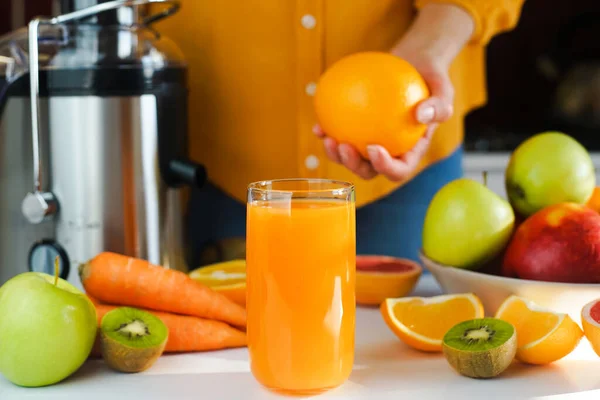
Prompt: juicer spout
<box><xmin>169</xmin><ymin>159</ymin><xmax>207</xmax><ymax>189</ymax></box>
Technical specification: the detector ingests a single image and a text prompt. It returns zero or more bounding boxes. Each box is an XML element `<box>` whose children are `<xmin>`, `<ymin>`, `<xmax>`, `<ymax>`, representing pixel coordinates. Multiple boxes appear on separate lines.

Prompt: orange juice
<box><xmin>246</xmin><ymin>181</ymin><xmax>356</xmax><ymax>394</ymax></box>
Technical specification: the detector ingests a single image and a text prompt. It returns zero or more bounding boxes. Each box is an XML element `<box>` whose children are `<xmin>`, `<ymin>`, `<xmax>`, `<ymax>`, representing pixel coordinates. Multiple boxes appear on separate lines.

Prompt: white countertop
<box><xmin>2</xmin><ymin>275</ymin><xmax>600</xmax><ymax>400</ymax></box>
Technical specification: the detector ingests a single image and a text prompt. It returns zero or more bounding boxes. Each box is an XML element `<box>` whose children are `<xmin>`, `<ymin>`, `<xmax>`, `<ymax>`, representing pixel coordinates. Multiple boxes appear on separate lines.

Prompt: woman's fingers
<box><xmin>338</xmin><ymin>144</ymin><xmax>378</xmax><ymax>180</ymax></box>
<box><xmin>317</xmin><ymin>123</ymin><xmax>436</xmax><ymax>182</ymax></box>
<box><xmin>366</xmin><ymin>145</ymin><xmax>411</xmax><ymax>181</ymax></box>
<box><xmin>367</xmin><ymin>126</ymin><xmax>435</xmax><ymax>181</ymax></box>
<box><xmin>319</xmin><ymin>135</ymin><xmax>378</xmax><ymax>180</ymax></box>
<box><xmin>323</xmin><ymin>137</ymin><xmax>342</xmax><ymax>163</ymax></box>
<box><xmin>400</xmin><ymin>125</ymin><xmax>436</xmax><ymax>166</ymax></box>
<box><xmin>416</xmin><ymin>98</ymin><xmax>453</xmax><ymax>124</ymax></box>
<box><xmin>417</xmin><ymin>71</ymin><xmax>454</xmax><ymax>124</ymax></box>
<box><xmin>312</xmin><ymin>124</ymin><xmax>326</xmax><ymax>138</ymax></box>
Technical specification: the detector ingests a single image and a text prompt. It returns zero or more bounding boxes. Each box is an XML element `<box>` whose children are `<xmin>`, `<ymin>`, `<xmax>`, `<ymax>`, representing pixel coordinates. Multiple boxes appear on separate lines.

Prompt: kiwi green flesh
<box><xmin>101</xmin><ymin>307</ymin><xmax>168</xmax><ymax>349</ymax></box>
<box><xmin>442</xmin><ymin>318</ymin><xmax>517</xmax><ymax>379</ymax></box>
<box><xmin>444</xmin><ymin>318</ymin><xmax>514</xmax><ymax>352</ymax></box>
<box><xmin>100</xmin><ymin>307</ymin><xmax>168</xmax><ymax>373</ymax></box>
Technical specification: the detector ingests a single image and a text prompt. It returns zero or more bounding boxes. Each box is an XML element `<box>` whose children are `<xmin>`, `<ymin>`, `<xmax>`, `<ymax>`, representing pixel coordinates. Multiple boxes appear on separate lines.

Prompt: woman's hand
<box><xmin>313</xmin><ymin>121</ymin><xmax>438</xmax><ymax>182</ymax></box>
<box><xmin>314</xmin><ymin>3</ymin><xmax>475</xmax><ymax>182</ymax></box>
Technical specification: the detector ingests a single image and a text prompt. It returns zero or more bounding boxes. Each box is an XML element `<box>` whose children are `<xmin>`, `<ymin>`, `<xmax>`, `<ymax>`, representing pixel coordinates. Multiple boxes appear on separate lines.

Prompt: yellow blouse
<box><xmin>155</xmin><ymin>0</ymin><xmax>525</xmax><ymax>207</ymax></box>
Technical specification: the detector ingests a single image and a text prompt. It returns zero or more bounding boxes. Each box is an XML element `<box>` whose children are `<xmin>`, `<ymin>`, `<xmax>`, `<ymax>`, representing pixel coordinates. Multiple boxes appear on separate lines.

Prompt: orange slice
<box><xmin>189</xmin><ymin>260</ymin><xmax>246</xmax><ymax>307</ymax></box>
<box><xmin>581</xmin><ymin>298</ymin><xmax>600</xmax><ymax>357</ymax></box>
<box><xmin>356</xmin><ymin>255</ymin><xmax>422</xmax><ymax>306</ymax></box>
<box><xmin>380</xmin><ymin>293</ymin><xmax>484</xmax><ymax>352</ymax></box>
<box><xmin>495</xmin><ymin>295</ymin><xmax>583</xmax><ymax>365</ymax></box>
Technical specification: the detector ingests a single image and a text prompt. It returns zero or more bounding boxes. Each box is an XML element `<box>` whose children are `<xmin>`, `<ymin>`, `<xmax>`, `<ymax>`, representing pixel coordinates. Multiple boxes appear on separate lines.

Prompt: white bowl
<box><xmin>419</xmin><ymin>251</ymin><xmax>600</xmax><ymax>325</ymax></box>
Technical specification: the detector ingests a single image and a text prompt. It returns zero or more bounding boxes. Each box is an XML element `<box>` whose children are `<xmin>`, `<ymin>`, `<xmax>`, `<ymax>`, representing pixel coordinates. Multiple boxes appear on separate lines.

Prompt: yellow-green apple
<box><xmin>422</xmin><ymin>178</ymin><xmax>515</xmax><ymax>270</ymax></box>
<box><xmin>505</xmin><ymin>131</ymin><xmax>596</xmax><ymax>217</ymax></box>
<box><xmin>502</xmin><ymin>202</ymin><xmax>600</xmax><ymax>283</ymax></box>
<box><xmin>0</xmin><ymin>272</ymin><xmax>97</xmax><ymax>387</ymax></box>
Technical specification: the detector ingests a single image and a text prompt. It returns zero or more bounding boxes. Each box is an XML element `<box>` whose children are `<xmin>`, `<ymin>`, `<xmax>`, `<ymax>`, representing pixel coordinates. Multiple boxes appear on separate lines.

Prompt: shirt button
<box><xmin>305</xmin><ymin>155</ymin><xmax>320</xmax><ymax>170</ymax></box>
<box><xmin>305</xmin><ymin>82</ymin><xmax>317</xmax><ymax>96</ymax></box>
<box><xmin>301</xmin><ymin>14</ymin><xmax>317</xmax><ymax>30</ymax></box>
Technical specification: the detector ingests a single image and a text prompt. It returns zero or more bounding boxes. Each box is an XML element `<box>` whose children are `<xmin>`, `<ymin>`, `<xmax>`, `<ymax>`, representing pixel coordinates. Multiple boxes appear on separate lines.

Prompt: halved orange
<box><xmin>380</xmin><ymin>293</ymin><xmax>484</xmax><ymax>352</ymax></box>
<box><xmin>581</xmin><ymin>298</ymin><xmax>600</xmax><ymax>357</ymax></box>
<box><xmin>189</xmin><ymin>260</ymin><xmax>246</xmax><ymax>307</ymax></box>
<box><xmin>356</xmin><ymin>255</ymin><xmax>422</xmax><ymax>306</ymax></box>
<box><xmin>495</xmin><ymin>295</ymin><xmax>583</xmax><ymax>365</ymax></box>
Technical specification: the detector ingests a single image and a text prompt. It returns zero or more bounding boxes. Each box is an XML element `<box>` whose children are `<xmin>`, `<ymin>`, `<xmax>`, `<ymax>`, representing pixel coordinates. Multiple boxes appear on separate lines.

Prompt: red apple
<box><xmin>479</xmin><ymin>249</ymin><xmax>508</xmax><ymax>277</ymax></box>
<box><xmin>502</xmin><ymin>202</ymin><xmax>600</xmax><ymax>283</ymax></box>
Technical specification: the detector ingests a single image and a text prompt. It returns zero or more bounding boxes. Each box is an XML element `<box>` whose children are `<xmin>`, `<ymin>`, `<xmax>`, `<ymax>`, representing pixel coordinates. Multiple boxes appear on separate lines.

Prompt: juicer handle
<box><xmin>21</xmin><ymin>19</ymin><xmax>59</xmax><ymax>225</ymax></box>
<box><xmin>21</xmin><ymin>0</ymin><xmax>181</xmax><ymax>224</ymax></box>
<box><xmin>48</xmin><ymin>0</ymin><xmax>180</xmax><ymax>26</ymax></box>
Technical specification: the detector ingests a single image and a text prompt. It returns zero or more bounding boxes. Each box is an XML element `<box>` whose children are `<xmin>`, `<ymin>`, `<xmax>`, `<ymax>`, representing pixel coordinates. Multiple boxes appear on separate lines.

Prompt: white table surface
<box><xmin>2</xmin><ymin>275</ymin><xmax>600</xmax><ymax>400</ymax></box>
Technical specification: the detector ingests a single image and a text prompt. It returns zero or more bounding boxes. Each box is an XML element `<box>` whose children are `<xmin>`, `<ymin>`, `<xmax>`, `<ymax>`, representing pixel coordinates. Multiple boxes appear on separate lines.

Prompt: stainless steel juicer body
<box><xmin>0</xmin><ymin>0</ymin><xmax>205</xmax><ymax>289</ymax></box>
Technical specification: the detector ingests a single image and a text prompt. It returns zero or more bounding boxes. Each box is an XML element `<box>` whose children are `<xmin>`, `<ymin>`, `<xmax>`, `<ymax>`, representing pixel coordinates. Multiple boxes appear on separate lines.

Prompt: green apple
<box><xmin>422</xmin><ymin>178</ymin><xmax>515</xmax><ymax>270</ymax></box>
<box><xmin>505</xmin><ymin>131</ymin><xmax>596</xmax><ymax>217</ymax></box>
<box><xmin>0</xmin><ymin>272</ymin><xmax>97</xmax><ymax>387</ymax></box>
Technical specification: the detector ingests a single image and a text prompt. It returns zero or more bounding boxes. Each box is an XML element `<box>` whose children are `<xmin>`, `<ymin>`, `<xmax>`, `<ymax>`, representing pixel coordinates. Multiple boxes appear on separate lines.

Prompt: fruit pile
<box><xmin>0</xmin><ymin>253</ymin><xmax>248</xmax><ymax>388</ymax></box>
<box><xmin>381</xmin><ymin>292</ymin><xmax>600</xmax><ymax>378</ymax></box>
<box><xmin>423</xmin><ymin>131</ymin><xmax>600</xmax><ymax>283</ymax></box>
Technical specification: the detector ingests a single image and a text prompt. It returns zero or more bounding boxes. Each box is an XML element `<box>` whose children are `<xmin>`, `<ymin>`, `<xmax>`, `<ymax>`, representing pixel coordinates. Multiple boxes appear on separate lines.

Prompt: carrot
<box><xmin>79</xmin><ymin>252</ymin><xmax>247</xmax><ymax>328</ymax></box>
<box><xmin>89</xmin><ymin>303</ymin><xmax>247</xmax><ymax>358</ymax></box>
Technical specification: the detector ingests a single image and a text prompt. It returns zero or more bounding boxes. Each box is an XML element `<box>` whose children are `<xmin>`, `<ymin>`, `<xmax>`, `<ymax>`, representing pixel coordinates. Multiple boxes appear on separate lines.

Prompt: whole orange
<box><xmin>314</xmin><ymin>51</ymin><xmax>430</xmax><ymax>159</ymax></box>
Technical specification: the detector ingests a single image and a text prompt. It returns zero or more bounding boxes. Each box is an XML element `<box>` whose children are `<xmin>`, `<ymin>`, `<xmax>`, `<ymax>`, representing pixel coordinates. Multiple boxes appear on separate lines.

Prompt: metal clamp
<box><xmin>21</xmin><ymin>0</ymin><xmax>181</xmax><ymax>224</ymax></box>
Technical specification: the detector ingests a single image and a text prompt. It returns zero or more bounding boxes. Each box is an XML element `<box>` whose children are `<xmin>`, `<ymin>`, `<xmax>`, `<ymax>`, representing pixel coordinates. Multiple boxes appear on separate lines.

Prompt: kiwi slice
<box><xmin>100</xmin><ymin>307</ymin><xmax>169</xmax><ymax>373</ymax></box>
<box><xmin>442</xmin><ymin>318</ymin><xmax>517</xmax><ymax>379</ymax></box>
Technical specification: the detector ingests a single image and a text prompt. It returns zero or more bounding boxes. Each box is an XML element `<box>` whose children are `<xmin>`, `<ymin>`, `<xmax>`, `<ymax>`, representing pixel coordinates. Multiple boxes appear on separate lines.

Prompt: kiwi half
<box><xmin>442</xmin><ymin>318</ymin><xmax>517</xmax><ymax>379</ymax></box>
<box><xmin>100</xmin><ymin>307</ymin><xmax>169</xmax><ymax>373</ymax></box>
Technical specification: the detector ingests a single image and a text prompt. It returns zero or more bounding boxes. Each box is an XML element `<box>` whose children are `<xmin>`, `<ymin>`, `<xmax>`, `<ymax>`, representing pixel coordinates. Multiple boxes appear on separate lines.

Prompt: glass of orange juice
<box><xmin>246</xmin><ymin>179</ymin><xmax>356</xmax><ymax>395</ymax></box>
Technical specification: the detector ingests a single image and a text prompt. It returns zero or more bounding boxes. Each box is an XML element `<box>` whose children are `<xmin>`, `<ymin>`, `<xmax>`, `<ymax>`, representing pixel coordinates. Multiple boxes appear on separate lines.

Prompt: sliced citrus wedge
<box><xmin>581</xmin><ymin>298</ymin><xmax>600</xmax><ymax>357</ymax></box>
<box><xmin>356</xmin><ymin>255</ymin><xmax>422</xmax><ymax>306</ymax></box>
<box><xmin>495</xmin><ymin>295</ymin><xmax>583</xmax><ymax>365</ymax></box>
<box><xmin>380</xmin><ymin>293</ymin><xmax>484</xmax><ymax>352</ymax></box>
<box><xmin>189</xmin><ymin>260</ymin><xmax>246</xmax><ymax>306</ymax></box>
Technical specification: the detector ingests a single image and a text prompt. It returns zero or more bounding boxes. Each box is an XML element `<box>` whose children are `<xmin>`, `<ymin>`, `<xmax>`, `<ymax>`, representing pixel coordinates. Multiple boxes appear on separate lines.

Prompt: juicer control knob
<box><xmin>21</xmin><ymin>192</ymin><xmax>58</xmax><ymax>224</ymax></box>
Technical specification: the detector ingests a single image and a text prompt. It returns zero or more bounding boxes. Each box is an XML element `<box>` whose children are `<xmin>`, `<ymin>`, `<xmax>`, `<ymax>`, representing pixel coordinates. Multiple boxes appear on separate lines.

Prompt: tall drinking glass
<box><xmin>246</xmin><ymin>179</ymin><xmax>356</xmax><ymax>395</ymax></box>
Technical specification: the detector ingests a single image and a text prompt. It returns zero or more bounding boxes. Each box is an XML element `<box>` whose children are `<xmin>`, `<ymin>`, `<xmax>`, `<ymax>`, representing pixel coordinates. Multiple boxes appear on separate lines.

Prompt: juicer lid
<box><xmin>0</xmin><ymin>0</ymin><xmax>185</xmax><ymax>94</ymax></box>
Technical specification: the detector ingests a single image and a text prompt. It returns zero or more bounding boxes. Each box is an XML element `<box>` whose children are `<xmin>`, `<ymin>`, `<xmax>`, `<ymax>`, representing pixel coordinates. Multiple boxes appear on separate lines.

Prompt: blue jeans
<box><xmin>185</xmin><ymin>147</ymin><xmax>463</xmax><ymax>270</ymax></box>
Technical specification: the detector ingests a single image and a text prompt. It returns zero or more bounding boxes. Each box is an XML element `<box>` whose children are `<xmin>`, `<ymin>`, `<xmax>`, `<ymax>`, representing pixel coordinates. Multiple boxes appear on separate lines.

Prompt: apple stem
<box><xmin>482</xmin><ymin>171</ymin><xmax>488</xmax><ymax>187</ymax></box>
<box><xmin>54</xmin><ymin>256</ymin><xmax>59</xmax><ymax>286</ymax></box>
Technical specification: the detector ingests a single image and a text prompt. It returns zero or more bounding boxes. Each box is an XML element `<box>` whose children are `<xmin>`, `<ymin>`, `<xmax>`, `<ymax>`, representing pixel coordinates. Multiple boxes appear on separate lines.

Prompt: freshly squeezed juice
<box><xmin>246</xmin><ymin>197</ymin><xmax>356</xmax><ymax>394</ymax></box>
